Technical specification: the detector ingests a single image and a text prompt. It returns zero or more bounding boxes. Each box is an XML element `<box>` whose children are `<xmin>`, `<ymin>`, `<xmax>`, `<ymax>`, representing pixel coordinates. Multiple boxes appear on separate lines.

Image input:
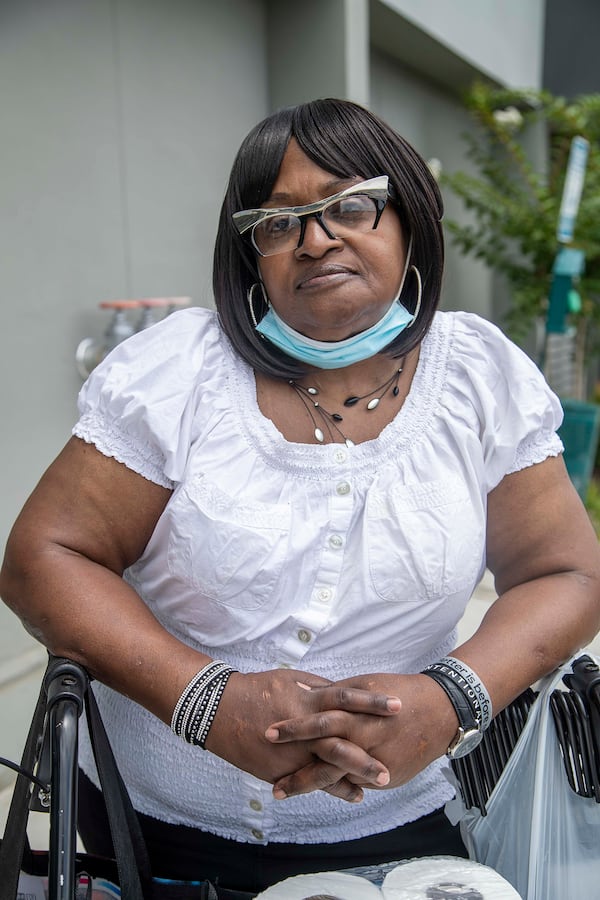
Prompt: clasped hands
<box><xmin>206</xmin><ymin>668</ymin><xmax>454</xmax><ymax>803</ymax></box>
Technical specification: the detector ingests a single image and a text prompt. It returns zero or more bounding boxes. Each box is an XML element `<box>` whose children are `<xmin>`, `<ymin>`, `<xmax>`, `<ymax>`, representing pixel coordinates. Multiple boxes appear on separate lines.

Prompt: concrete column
<box><xmin>267</xmin><ymin>0</ymin><xmax>369</xmax><ymax>110</ymax></box>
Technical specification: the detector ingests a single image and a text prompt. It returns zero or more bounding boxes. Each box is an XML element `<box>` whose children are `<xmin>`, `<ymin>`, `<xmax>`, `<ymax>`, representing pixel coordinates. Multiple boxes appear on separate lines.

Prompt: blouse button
<box><xmin>297</xmin><ymin>628</ymin><xmax>312</xmax><ymax>643</ymax></box>
<box><xmin>317</xmin><ymin>588</ymin><xmax>332</xmax><ymax>602</ymax></box>
<box><xmin>333</xmin><ymin>449</ymin><xmax>347</xmax><ymax>463</ymax></box>
<box><xmin>251</xmin><ymin>828</ymin><xmax>264</xmax><ymax>840</ymax></box>
<box><xmin>249</xmin><ymin>799</ymin><xmax>263</xmax><ymax>812</ymax></box>
<box><xmin>336</xmin><ymin>481</ymin><xmax>351</xmax><ymax>496</ymax></box>
<box><xmin>328</xmin><ymin>534</ymin><xmax>344</xmax><ymax>549</ymax></box>
<box><xmin>277</xmin><ymin>662</ymin><xmax>291</xmax><ymax>669</ymax></box>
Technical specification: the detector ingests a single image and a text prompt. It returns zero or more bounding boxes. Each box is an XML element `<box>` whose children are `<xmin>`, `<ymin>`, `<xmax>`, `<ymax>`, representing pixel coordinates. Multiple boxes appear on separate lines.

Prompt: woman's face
<box><xmin>257</xmin><ymin>139</ymin><xmax>406</xmax><ymax>342</ymax></box>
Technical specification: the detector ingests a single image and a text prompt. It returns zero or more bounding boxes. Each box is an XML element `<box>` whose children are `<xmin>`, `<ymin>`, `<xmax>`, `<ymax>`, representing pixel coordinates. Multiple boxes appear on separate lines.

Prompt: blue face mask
<box><xmin>255</xmin><ymin>243</ymin><xmax>419</xmax><ymax>369</ymax></box>
<box><xmin>256</xmin><ymin>298</ymin><xmax>415</xmax><ymax>369</ymax></box>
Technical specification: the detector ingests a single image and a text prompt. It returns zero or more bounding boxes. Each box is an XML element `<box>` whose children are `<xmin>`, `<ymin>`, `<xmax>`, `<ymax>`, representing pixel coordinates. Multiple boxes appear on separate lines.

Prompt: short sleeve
<box><xmin>73</xmin><ymin>308</ymin><xmax>223</xmax><ymax>487</ymax></box>
<box><xmin>448</xmin><ymin>312</ymin><xmax>564</xmax><ymax>493</ymax></box>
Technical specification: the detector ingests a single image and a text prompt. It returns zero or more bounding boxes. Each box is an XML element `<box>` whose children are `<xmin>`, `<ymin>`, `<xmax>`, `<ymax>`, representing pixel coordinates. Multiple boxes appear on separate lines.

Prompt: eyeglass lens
<box><xmin>252</xmin><ymin>193</ymin><xmax>380</xmax><ymax>256</ymax></box>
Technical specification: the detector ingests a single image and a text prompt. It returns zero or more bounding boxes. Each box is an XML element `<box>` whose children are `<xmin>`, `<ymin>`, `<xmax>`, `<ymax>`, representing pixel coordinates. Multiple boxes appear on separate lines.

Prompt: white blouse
<box><xmin>74</xmin><ymin>307</ymin><xmax>563</xmax><ymax>844</ymax></box>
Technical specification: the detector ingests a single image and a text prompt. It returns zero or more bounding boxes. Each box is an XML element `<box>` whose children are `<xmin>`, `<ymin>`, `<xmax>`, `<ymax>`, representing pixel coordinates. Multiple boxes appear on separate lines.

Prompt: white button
<box><xmin>329</xmin><ymin>534</ymin><xmax>343</xmax><ymax>549</ymax></box>
<box><xmin>297</xmin><ymin>628</ymin><xmax>312</xmax><ymax>643</ymax></box>
<box><xmin>249</xmin><ymin>799</ymin><xmax>263</xmax><ymax>812</ymax></box>
<box><xmin>277</xmin><ymin>662</ymin><xmax>292</xmax><ymax>669</ymax></box>
<box><xmin>317</xmin><ymin>588</ymin><xmax>332</xmax><ymax>602</ymax></box>
<box><xmin>251</xmin><ymin>828</ymin><xmax>264</xmax><ymax>840</ymax></box>
<box><xmin>333</xmin><ymin>449</ymin><xmax>347</xmax><ymax>463</ymax></box>
<box><xmin>336</xmin><ymin>481</ymin><xmax>351</xmax><ymax>496</ymax></box>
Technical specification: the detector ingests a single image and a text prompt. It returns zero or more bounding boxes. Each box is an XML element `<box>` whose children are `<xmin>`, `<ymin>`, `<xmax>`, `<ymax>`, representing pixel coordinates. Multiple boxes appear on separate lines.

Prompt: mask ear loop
<box><xmin>405</xmin><ymin>265</ymin><xmax>422</xmax><ymax>329</ymax></box>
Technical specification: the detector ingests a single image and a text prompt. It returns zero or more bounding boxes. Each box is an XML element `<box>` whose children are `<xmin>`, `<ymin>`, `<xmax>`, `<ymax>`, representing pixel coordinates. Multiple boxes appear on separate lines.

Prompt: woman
<box><xmin>2</xmin><ymin>98</ymin><xmax>600</xmax><ymax>895</ymax></box>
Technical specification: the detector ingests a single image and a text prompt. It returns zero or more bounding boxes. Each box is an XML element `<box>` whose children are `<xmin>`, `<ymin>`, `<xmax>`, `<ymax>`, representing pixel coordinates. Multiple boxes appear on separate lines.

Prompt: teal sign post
<box><xmin>556</xmin><ymin>136</ymin><xmax>590</xmax><ymax>244</ymax></box>
<box><xmin>546</xmin><ymin>136</ymin><xmax>589</xmax><ymax>334</ymax></box>
<box><xmin>545</xmin><ymin>137</ymin><xmax>597</xmax><ymax>501</ymax></box>
<box><xmin>546</xmin><ymin>247</ymin><xmax>585</xmax><ymax>334</ymax></box>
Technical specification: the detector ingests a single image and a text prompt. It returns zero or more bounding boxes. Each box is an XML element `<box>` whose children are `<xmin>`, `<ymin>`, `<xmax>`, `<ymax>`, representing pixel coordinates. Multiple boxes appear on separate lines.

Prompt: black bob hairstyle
<box><xmin>213</xmin><ymin>98</ymin><xmax>444</xmax><ymax>379</ymax></box>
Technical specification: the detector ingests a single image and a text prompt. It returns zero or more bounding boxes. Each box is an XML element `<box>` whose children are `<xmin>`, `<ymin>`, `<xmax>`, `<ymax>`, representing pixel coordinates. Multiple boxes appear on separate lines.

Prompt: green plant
<box><xmin>441</xmin><ymin>82</ymin><xmax>600</xmax><ymax>389</ymax></box>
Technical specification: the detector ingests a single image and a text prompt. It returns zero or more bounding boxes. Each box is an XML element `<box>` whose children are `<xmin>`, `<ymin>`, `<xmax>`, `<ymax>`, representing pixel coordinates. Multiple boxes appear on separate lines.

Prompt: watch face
<box><xmin>447</xmin><ymin>725</ymin><xmax>483</xmax><ymax>759</ymax></box>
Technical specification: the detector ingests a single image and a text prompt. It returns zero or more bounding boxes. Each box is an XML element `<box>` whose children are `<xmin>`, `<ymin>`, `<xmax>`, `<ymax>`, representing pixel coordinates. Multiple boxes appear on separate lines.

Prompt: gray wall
<box><xmin>1</xmin><ymin>0</ymin><xmax>268</xmax><ymax>553</ymax></box>
<box><xmin>0</xmin><ymin>0</ymin><xmax>269</xmax><ymax>780</ymax></box>
<box><xmin>544</xmin><ymin>0</ymin><xmax>600</xmax><ymax>96</ymax></box>
<box><xmin>267</xmin><ymin>0</ymin><xmax>370</xmax><ymax>108</ymax></box>
<box><xmin>377</xmin><ymin>0</ymin><xmax>546</xmax><ymax>89</ymax></box>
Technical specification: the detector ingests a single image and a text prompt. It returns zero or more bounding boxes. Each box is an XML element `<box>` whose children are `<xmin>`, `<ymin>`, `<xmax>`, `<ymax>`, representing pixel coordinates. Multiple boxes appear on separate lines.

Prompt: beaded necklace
<box><xmin>289</xmin><ymin>359</ymin><xmax>406</xmax><ymax>446</ymax></box>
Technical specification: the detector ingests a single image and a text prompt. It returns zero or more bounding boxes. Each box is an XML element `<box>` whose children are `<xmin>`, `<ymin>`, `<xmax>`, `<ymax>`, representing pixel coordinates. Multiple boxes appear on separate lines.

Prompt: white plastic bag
<box><xmin>455</xmin><ymin>656</ymin><xmax>600</xmax><ymax>899</ymax></box>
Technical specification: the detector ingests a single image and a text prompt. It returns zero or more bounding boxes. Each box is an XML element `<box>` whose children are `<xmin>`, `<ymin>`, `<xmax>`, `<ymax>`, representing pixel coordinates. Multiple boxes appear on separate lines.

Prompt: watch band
<box><xmin>422</xmin><ymin>667</ymin><xmax>483</xmax><ymax>758</ymax></box>
<box><xmin>438</xmin><ymin>656</ymin><xmax>493</xmax><ymax>729</ymax></box>
<box><xmin>423</xmin><ymin>661</ymin><xmax>484</xmax><ymax>726</ymax></box>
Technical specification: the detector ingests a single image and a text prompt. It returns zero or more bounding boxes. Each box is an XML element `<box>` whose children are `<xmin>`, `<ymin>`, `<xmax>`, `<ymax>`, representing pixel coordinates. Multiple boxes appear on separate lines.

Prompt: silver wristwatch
<box><xmin>446</xmin><ymin>719</ymin><xmax>483</xmax><ymax>759</ymax></box>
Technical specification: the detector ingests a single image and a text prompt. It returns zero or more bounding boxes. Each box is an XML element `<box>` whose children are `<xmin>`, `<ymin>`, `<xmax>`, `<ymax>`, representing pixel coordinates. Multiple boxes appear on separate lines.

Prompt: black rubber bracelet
<box><xmin>422</xmin><ymin>667</ymin><xmax>482</xmax><ymax>730</ymax></box>
<box><xmin>423</xmin><ymin>662</ymin><xmax>482</xmax><ymax>720</ymax></box>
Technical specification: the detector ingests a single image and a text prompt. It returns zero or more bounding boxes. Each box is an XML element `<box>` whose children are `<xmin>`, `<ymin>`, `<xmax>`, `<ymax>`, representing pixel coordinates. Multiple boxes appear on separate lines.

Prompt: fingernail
<box><xmin>296</xmin><ymin>681</ymin><xmax>312</xmax><ymax>691</ymax></box>
<box><xmin>386</xmin><ymin>697</ymin><xmax>402</xmax><ymax>711</ymax></box>
<box><xmin>273</xmin><ymin>787</ymin><xmax>287</xmax><ymax>800</ymax></box>
<box><xmin>375</xmin><ymin>771</ymin><xmax>390</xmax><ymax>786</ymax></box>
<box><xmin>265</xmin><ymin>727</ymin><xmax>279</xmax><ymax>740</ymax></box>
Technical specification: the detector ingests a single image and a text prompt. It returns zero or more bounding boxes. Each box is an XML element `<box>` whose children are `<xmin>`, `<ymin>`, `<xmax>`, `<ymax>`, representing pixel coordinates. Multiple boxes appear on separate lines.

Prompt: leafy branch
<box><xmin>441</xmin><ymin>83</ymin><xmax>600</xmax><ymax>357</ymax></box>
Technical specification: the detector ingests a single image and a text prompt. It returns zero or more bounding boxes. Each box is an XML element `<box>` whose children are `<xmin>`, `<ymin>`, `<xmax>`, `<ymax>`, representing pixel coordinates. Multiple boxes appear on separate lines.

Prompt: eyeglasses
<box><xmin>232</xmin><ymin>175</ymin><xmax>390</xmax><ymax>257</ymax></box>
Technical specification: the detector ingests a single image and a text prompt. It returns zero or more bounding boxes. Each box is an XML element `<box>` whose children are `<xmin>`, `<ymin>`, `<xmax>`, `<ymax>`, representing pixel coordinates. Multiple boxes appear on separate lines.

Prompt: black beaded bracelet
<box><xmin>171</xmin><ymin>661</ymin><xmax>237</xmax><ymax>749</ymax></box>
<box><xmin>184</xmin><ymin>670</ymin><xmax>234</xmax><ymax>748</ymax></box>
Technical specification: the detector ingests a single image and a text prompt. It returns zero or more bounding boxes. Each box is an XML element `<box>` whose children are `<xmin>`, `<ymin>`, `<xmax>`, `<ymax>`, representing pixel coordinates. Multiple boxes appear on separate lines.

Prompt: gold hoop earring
<box><xmin>247</xmin><ymin>282</ymin><xmax>269</xmax><ymax>327</ymax></box>
<box><xmin>405</xmin><ymin>265</ymin><xmax>422</xmax><ymax>329</ymax></box>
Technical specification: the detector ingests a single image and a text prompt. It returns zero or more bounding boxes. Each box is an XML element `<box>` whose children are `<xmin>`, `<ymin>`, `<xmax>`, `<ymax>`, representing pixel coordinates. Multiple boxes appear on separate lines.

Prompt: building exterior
<box><xmin>544</xmin><ymin>0</ymin><xmax>600</xmax><ymax>97</ymax></box>
<box><xmin>0</xmin><ymin>0</ymin><xmax>546</xmax><ymax>781</ymax></box>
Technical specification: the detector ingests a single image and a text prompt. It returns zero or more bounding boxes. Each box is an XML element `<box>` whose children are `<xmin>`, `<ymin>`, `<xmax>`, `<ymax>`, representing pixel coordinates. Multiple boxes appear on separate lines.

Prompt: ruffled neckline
<box><xmin>226</xmin><ymin>312</ymin><xmax>454</xmax><ymax>480</ymax></box>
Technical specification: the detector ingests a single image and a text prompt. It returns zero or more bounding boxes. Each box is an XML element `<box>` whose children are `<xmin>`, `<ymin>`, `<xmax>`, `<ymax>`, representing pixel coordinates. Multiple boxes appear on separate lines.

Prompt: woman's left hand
<box><xmin>265</xmin><ymin>672</ymin><xmax>459</xmax><ymax>799</ymax></box>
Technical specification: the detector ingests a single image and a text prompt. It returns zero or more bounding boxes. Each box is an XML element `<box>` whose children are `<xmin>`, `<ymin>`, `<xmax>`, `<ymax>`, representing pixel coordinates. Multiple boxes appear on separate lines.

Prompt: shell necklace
<box><xmin>289</xmin><ymin>358</ymin><xmax>406</xmax><ymax>446</ymax></box>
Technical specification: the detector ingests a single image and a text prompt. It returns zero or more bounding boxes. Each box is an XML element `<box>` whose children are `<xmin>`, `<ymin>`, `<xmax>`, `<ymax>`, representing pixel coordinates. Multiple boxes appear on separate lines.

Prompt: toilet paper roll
<box><xmin>254</xmin><ymin>856</ymin><xmax>522</xmax><ymax>900</ymax></box>
<box><xmin>382</xmin><ymin>856</ymin><xmax>522</xmax><ymax>899</ymax></box>
<box><xmin>254</xmin><ymin>869</ymin><xmax>381</xmax><ymax>899</ymax></box>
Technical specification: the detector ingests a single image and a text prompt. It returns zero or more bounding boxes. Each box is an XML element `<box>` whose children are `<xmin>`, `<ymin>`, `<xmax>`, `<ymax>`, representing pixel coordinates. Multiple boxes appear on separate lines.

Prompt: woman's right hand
<box><xmin>205</xmin><ymin>669</ymin><xmax>402</xmax><ymax>802</ymax></box>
